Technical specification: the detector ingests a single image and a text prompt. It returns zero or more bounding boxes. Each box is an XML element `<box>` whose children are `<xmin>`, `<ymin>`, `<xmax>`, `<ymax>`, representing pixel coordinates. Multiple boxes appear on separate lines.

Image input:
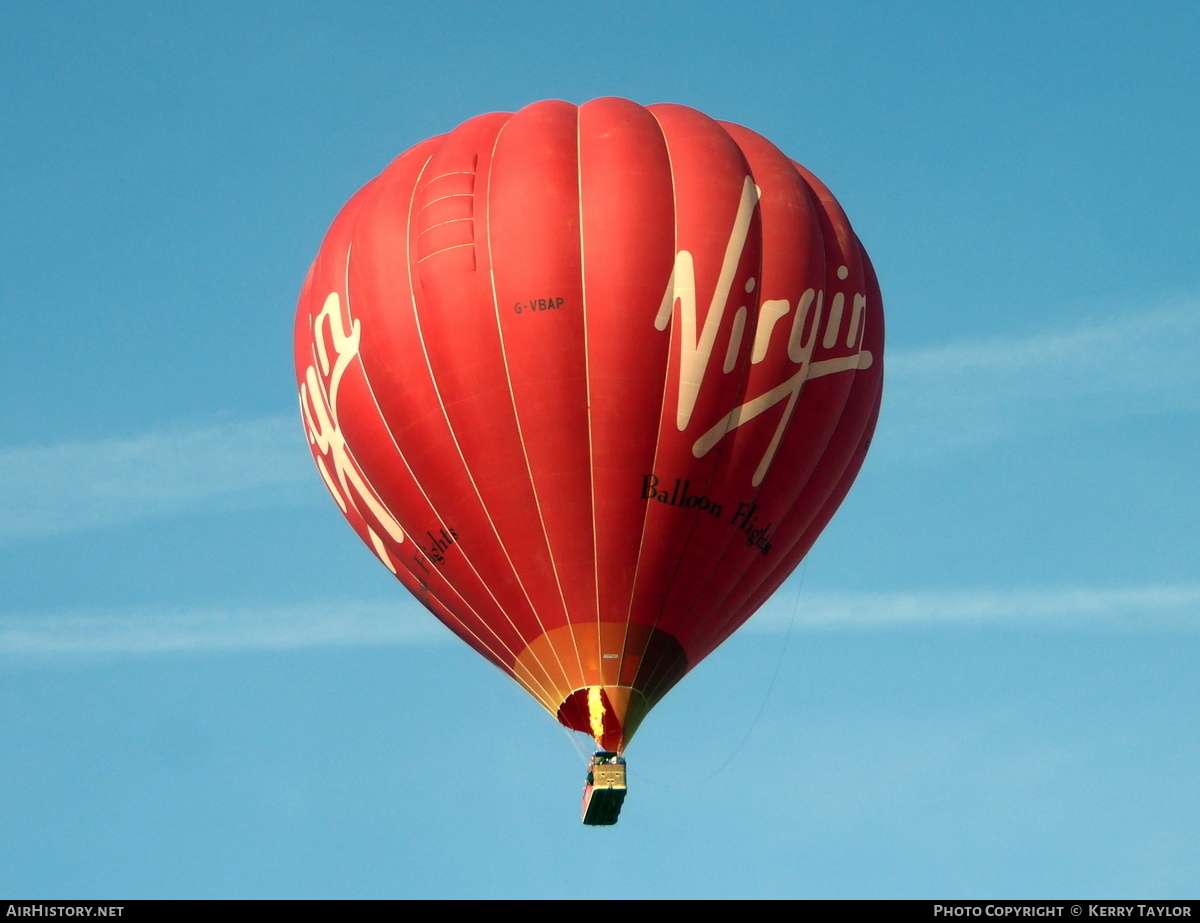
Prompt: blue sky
<box><xmin>2</xmin><ymin>1</ymin><xmax>1198</xmax><ymax>898</ymax></box>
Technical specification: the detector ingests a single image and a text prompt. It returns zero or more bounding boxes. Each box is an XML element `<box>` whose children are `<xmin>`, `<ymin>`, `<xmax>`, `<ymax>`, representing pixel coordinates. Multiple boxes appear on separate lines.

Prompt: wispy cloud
<box><xmin>877</xmin><ymin>302</ymin><xmax>1200</xmax><ymax>458</ymax></box>
<box><xmin>3</xmin><ymin>584</ymin><xmax>1197</xmax><ymax>662</ymax></box>
<box><xmin>750</xmin><ymin>583</ymin><xmax>1200</xmax><ymax>631</ymax></box>
<box><xmin>0</xmin><ymin>600</ymin><xmax>444</xmax><ymax>658</ymax></box>
<box><xmin>0</xmin><ymin>416</ymin><xmax>311</xmax><ymax>543</ymax></box>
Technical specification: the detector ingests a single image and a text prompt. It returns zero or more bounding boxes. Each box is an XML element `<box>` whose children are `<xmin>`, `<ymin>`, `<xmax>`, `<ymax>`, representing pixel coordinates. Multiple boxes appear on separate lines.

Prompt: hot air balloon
<box><xmin>295</xmin><ymin>98</ymin><xmax>883</xmax><ymax>824</ymax></box>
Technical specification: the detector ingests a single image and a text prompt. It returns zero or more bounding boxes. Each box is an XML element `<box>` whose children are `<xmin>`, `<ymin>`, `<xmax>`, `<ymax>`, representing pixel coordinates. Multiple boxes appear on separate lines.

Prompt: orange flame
<box><xmin>587</xmin><ymin>686</ymin><xmax>605</xmax><ymax>744</ymax></box>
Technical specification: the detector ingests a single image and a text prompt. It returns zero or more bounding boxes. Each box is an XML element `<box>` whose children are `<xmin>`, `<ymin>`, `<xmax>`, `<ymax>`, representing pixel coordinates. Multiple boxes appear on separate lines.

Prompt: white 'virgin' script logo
<box><xmin>299</xmin><ymin>291</ymin><xmax>406</xmax><ymax>571</ymax></box>
<box><xmin>656</xmin><ymin>177</ymin><xmax>874</xmax><ymax>486</ymax></box>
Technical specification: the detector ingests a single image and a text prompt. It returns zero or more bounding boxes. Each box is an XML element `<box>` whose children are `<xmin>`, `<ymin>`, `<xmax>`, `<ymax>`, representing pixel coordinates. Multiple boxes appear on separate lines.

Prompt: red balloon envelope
<box><xmin>295</xmin><ymin>98</ymin><xmax>883</xmax><ymax>752</ymax></box>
